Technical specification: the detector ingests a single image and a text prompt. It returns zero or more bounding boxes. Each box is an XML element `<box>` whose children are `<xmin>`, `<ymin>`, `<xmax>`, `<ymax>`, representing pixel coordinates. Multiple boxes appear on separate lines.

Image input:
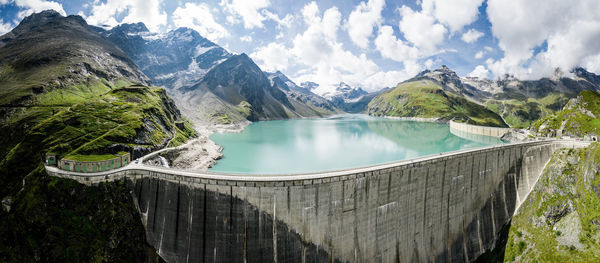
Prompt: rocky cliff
<box><xmin>503</xmin><ymin>143</ymin><xmax>600</xmax><ymax>262</ymax></box>
<box><xmin>531</xmin><ymin>90</ymin><xmax>600</xmax><ymax>138</ymax></box>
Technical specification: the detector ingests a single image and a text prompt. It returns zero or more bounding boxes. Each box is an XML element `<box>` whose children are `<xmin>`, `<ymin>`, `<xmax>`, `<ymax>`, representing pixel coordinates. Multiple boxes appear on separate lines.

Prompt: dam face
<box><xmin>47</xmin><ymin>140</ymin><xmax>588</xmax><ymax>262</ymax></box>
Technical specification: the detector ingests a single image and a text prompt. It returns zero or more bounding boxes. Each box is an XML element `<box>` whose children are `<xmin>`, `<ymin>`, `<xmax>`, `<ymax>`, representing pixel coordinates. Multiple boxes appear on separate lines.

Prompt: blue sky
<box><xmin>1</xmin><ymin>0</ymin><xmax>599</xmax><ymax>92</ymax></box>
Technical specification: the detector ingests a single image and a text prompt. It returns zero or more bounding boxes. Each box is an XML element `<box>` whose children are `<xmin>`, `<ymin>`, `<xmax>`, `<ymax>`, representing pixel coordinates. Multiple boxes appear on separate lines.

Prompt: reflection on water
<box><xmin>209</xmin><ymin>114</ymin><xmax>505</xmax><ymax>174</ymax></box>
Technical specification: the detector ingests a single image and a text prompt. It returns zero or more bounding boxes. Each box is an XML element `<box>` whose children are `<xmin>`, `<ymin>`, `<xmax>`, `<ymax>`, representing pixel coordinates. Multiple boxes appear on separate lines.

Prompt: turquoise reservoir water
<box><xmin>209</xmin><ymin>115</ymin><xmax>505</xmax><ymax>174</ymax></box>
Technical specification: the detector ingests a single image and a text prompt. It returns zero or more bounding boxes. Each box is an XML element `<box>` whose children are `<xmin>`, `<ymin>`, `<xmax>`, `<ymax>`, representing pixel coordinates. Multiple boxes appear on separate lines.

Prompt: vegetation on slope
<box><xmin>531</xmin><ymin>90</ymin><xmax>600</xmax><ymax>137</ymax></box>
<box><xmin>484</xmin><ymin>93</ymin><xmax>569</xmax><ymax>128</ymax></box>
<box><xmin>0</xmin><ymin>10</ymin><xmax>200</xmax><ymax>261</ymax></box>
<box><xmin>367</xmin><ymin>80</ymin><xmax>508</xmax><ymax>127</ymax></box>
<box><xmin>0</xmin><ymin>79</ymin><xmax>196</xmax><ymax>261</ymax></box>
<box><xmin>504</xmin><ymin>143</ymin><xmax>600</xmax><ymax>262</ymax></box>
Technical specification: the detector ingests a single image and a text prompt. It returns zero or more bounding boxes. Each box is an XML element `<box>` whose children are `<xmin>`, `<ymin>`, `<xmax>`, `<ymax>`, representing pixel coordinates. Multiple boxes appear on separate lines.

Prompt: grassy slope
<box><xmin>367</xmin><ymin>80</ymin><xmax>508</xmax><ymax>127</ymax></box>
<box><xmin>0</xmin><ymin>78</ymin><xmax>195</xmax><ymax>261</ymax></box>
<box><xmin>485</xmin><ymin>93</ymin><xmax>569</xmax><ymax>129</ymax></box>
<box><xmin>531</xmin><ymin>90</ymin><xmax>600</xmax><ymax>137</ymax></box>
<box><xmin>504</xmin><ymin>143</ymin><xmax>600</xmax><ymax>262</ymax></box>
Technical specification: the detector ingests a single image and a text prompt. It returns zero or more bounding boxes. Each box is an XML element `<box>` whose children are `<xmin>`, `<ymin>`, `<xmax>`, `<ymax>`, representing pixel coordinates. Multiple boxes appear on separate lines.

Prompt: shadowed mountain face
<box><xmin>0</xmin><ymin>10</ymin><xmax>149</xmax><ymax>105</ymax></box>
<box><xmin>266</xmin><ymin>71</ymin><xmax>338</xmax><ymax>116</ymax></box>
<box><xmin>181</xmin><ymin>53</ymin><xmax>296</xmax><ymax>122</ymax></box>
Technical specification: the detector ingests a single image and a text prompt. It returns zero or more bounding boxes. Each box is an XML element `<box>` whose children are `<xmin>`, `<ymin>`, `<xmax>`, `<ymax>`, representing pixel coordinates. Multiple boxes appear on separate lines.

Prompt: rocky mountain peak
<box><xmin>300</xmin><ymin>81</ymin><xmax>319</xmax><ymax>91</ymax></box>
<box><xmin>112</xmin><ymin>22</ymin><xmax>149</xmax><ymax>34</ymax></box>
<box><xmin>2</xmin><ymin>10</ymin><xmax>88</xmax><ymax>43</ymax></box>
<box><xmin>22</xmin><ymin>9</ymin><xmax>62</xmax><ymax>22</ymax></box>
<box><xmin>573</xmin><ymin>67</ymin><xmax>600</xmax><ymax>85</ymax></box>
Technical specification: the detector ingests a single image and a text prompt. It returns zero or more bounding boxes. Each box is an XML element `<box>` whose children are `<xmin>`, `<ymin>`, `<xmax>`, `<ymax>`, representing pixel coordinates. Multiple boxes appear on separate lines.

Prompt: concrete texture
<box><xmin>46</xmin><ymin>140</ymin><xmax>589</xmax><ymax>262</ymax></box>
<box><xmin>449</xmin><ymin>120</ymin><xmax>511</xmax><ymax>138</ymax></box>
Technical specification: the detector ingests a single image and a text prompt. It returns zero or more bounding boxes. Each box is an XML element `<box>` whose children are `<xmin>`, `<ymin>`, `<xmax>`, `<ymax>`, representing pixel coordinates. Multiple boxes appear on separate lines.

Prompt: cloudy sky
<box><xmin>1</xmin><ymin>0</ymin><xmax>600</xmax><ymax>91</ymax></box>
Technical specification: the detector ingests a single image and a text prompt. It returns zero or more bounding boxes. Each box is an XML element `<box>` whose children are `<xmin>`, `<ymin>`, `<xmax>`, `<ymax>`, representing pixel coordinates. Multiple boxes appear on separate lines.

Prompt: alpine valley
<box><xmin>1</xmin><ymin>9</ymin><xmax>600</xmax><ymax>263</ymax></box>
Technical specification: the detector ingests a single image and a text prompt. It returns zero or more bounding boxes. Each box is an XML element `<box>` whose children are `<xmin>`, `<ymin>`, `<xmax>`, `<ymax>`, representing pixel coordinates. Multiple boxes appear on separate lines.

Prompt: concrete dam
<box><xmin>46</xmin><ymin>140</ymin><xmax>589</xmax><ymax>262</ymax></box>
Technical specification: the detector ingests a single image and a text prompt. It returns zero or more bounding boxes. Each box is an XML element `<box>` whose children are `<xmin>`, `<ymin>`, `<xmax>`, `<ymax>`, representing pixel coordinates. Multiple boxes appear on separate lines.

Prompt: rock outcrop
<box><xmin>504</xmin><ymin>143</ymin><xmax>600</xmax><ymax>262</ymax></box>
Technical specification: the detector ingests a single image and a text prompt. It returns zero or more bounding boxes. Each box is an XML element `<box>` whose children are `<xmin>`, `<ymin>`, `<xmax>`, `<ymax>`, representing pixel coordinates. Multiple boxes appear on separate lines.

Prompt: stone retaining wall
<box><xmin>57</xmin><ymin>153</ymin><xmax>130</xmax><ymax>173</ymax></box>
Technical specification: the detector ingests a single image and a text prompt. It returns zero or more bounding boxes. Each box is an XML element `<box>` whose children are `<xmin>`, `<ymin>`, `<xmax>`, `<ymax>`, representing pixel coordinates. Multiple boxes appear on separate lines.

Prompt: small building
<box><xmin>57</xmin><ymin>152</ymin><xmax>131</xmax><ymax>173</ymax></box>
<box><xmin>45</xmin><ymin>153</ymin><xmax>58</xmax><ymax>166</ymax></box>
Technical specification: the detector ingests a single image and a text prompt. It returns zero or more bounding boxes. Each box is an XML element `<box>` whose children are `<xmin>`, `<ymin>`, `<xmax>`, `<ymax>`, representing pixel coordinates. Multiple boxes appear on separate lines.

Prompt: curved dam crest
<box><xmin>46</xmin><ymin>140</ymin><xmax>589</xmax><ymax>262</ymax></box>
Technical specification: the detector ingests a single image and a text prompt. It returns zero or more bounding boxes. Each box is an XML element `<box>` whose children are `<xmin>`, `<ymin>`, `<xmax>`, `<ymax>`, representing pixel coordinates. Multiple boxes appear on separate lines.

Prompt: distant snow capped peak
<box><xmin>300</xmin><ymin>81</ymin><xmax>319</xmax><ymax>91</ymax></box>
<box><xmin>316</xmin><ymin>82</ymin><xmax>367</xmax><ymax>103</ymax></box>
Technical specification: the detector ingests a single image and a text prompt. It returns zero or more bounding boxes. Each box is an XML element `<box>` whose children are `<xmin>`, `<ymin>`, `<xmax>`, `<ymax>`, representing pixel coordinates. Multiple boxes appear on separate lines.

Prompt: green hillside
<box><xmin>0</xmin><ymin>11</ymin><xmax>195</xmax><ymax>261</ymax></box>
<box><xmin>531</xmin><ymin>90</ymin><xmax>600</xmax><ymax>138</ymax></box>
<box><xmin>0</xmin><ymin>82</ymin><xmax>196</xmax><ymax>261</ymax></box>
<box><xmin>367</xmin><ymin>80</ymin><xmax>508</xmax><ymax>127</ymax></box>
<box><xmin>485</xmin><ymin>93</ymin><xmax>569</xmax><ymax>129</ymax></box>
<box><xmin>504</xmin><ymin>143</ymin><xmax>600</xmax><ymax>262</ymax></box>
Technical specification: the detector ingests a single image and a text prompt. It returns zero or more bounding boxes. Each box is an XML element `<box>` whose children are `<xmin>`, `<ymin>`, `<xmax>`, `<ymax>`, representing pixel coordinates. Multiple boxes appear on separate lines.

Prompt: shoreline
<box><xmin>145</xmin><ymin>120</ymin><xmax>251</xmax><ymax>171</ymax></box>
<box><xmin>381</xmin><ymin>115</ymin><xmax>446</xmax><ymax>123</ymax></box>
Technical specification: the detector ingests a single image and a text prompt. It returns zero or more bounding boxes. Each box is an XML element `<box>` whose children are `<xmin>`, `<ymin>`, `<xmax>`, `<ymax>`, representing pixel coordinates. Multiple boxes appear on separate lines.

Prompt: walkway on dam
<box><xmin>44</xmin><ymin>138</ymin><xmax>592</xmax><ymax>262</ymax></box>
<box><xmin>45</xmin><ymin>139</ymin><xmax>590</xmax><ymax>183</ymax></box>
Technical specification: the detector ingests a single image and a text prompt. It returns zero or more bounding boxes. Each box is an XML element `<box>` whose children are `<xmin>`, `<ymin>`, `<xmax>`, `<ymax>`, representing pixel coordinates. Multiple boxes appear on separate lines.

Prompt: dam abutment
<box><xmin>45</xmin><ymin>140</ymin><xmax>589</xmax><ymax>262</ymax></box>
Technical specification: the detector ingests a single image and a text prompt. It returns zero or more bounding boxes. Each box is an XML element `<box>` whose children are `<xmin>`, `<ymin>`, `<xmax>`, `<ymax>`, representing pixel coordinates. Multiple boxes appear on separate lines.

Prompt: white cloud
<box><xmin>84</xmin><ymin>0</ymin><xmax>167</xmax><ymax>31</ymax></box>
<box><xmin>487</xmin><ymin>0</ymin><xmax>600</xmax><ymax>79</ymax></box>
<box><xmin>0</xmin><ymin>18</ymin><xmax>13</xmax><ymax>35</ymax></box>
<box><xmin>263</xmin><ymin>10</ymin><xmax>294</xmax><ymax>29</ymax></box>
<box><xmin>252</xmin><ymin>2</ymin><xmax>414</xmax><ymax>92</ymax></box>
<box><xmin>469</xmin><ymin>65</ymin><xmax>490</xmax><ymax>78</ymax></box>
<box><xmin>363</xmin><ymin>70</ymin><xmax>418</xmax><ymax>89</ymax></box>
<box><xmin>461</xmin><ymin>29</ymin><xmax>483</xmax><ymax>43</ymax></box>
<box><xmin>428</xmin><ymin>0</ymin><xmax>484</xmax><ymax>33</ymax></box>
<box><xmin>374</xmin><ymin>25</ymin><xmax>419</xmax><ymax>63</ymax></box>
<box><xmin>240</xmin><ymin>35</ymin><xmax>253</xmax><ymax>42</ymax></box>
<box><xmin>398</xmin><ymin>5</ymin><xmax>447</xmax><ymax>53</ymax></box>
<box><xmin>172</xmin><ymin>3</ymin><xmax>228</xmax><ymax>41</ymax></box>
<box><xmin>13</xmin><ymin>0</ymin><xmax>66</xmax><ymax>18</ymax></box>
<box><xmin>346</xmin><ymin>0</ymin><xmax>385</xmax><ymax>49</ymax></box>
<box><xmin>251</xmin><ymin>42</ymin><xmax>290</xmax><ymax>71</ymax></box>
<box><xmin>220</xmin><ymin>0</ymin><xmax>270</xmax><ymax>29</ymax></box>
<box><xmin>474</xmin><ymin>50</ymin><xmax>485</xmax><ymax>59</ymax></box>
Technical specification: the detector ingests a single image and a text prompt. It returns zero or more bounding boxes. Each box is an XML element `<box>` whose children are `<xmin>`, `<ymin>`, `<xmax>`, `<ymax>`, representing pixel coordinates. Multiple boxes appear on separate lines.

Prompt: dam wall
<box><xmin>449</xmin><ymin>120</ymin><xmax>511</xmax><ymax>138</ymax></box>
<box><xmin>46</xmin><ymin>140</ymin><xmax>589</xmax><ymax>262</ymax></box>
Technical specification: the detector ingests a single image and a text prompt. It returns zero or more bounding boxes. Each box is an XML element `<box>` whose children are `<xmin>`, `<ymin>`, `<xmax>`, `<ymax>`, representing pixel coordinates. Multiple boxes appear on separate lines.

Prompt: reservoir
<box><xmin>209</xmin><ymin>114</ymin><xmax>505</xmax><ymax>174</ymax></box>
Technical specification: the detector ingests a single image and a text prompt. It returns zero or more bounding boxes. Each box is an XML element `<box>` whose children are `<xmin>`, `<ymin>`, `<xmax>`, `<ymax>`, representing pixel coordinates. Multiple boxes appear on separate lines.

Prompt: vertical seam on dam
<box><xmin>44</xmin><ymin>141</ymin><xmax>591</xmax><ymax>262</ymax></box>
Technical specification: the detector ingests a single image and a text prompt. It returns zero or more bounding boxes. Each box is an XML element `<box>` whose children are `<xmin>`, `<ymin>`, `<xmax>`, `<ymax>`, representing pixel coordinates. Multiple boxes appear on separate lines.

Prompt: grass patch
<box><xmin>504</xmin><ymin>143</ymin><xmax>600</xmax><ymax>262</ymax></box>
<box><xmin>532</xmin><ymin>90</ymin><xmax>600</xmax><ymax>137</ymax></box>
<box><xmin>63</xmin><ymin>153</ymin><xmax>121</xmax><ymax>162</ymax></box>
<box><xmin>367</xmin><ymin>80</ymin><xmax>508</xmax><ymax>127</ymax></box>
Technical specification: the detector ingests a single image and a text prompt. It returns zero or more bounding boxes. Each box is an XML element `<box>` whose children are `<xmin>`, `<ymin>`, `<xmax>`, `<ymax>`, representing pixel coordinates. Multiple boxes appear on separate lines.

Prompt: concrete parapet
<box><xmin>450</xmin><ymin>120</ymin><xmax>511</xmax><ymax>138</ymax></box>
<box><xmin>45</xmin><ymin>140</ymin><xmax>590</xmax><ymax>262</ymax></box>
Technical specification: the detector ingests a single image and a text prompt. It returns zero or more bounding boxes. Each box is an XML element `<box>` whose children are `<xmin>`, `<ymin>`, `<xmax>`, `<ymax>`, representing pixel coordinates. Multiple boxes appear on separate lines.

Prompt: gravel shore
<box><xmin>145</xmin><ymin>121</ymin><xmax>250</xmax><ymax>171</ymax></box>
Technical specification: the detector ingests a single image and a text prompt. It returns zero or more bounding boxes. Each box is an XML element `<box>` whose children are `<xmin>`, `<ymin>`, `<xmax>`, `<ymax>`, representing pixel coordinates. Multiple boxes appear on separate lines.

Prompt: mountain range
<box><xmin>52</xmin><ymin>15</ymin><xmax>600</xmax><ymax>128</ymax></box>
<box><xmin>98</xmin><ymin>22</ymin><xmax>338</xmax><ymax>124</ymax></box>
<box><xmin>2</xmin><ymin>10</ymin><xmax>600</xmax><ymax>262</ymax></box>
<box><xmin>371</xmin><ymin>65</ymin><xmax>600</xmax><ymax>128</ymax></box>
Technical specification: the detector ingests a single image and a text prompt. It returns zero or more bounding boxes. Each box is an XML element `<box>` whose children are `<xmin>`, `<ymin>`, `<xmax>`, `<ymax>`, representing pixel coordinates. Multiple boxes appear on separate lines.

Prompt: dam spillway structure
<box><xmin>46</xmin><ymin>140</ymin><xmax>589</xmax><ymax>262</ymax></box>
